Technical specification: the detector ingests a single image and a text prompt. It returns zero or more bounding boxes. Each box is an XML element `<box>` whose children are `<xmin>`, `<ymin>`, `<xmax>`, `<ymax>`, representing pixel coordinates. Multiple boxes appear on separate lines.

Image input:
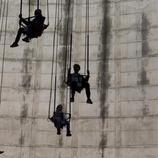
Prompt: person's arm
<box><xmin>49</xmin><ymin>112</ymin><xmax>56</xmax><ymax>122</ymax></box>
<box><xmin>63</xmin><ymin>113</ymin><xmax>71</xmax><ymax>121</ymax></box>
<box><xmin>43</xmin><ymin>24</ymin><xmax>49</xmax><ymax>29</ymax></box>
<box><xmin>42</xmin><ymin>16</ymin><xmax>49</xmax><ymax>29</ymax></box>
<box><xmin>19</xmin><ymin>14</ymin><xmax>31</xmax><ymax>25</ymax></box>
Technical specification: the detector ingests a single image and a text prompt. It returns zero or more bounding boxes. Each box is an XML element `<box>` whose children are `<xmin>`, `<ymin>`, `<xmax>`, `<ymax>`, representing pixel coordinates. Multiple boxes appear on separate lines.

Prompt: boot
<box><xmin>10</xmin><ymin>42</ymin><xmax>19</xmax><ymax>47</ymax></box>
<box><xmin>57</xmin><ymin>128</ymin><xmax>61</xmax><ymax>135</ymax></box>
<box><xmin>86</xmin><ymin>98</ymin><xmax>93</xmax><ymax>104</ymax></box>
<box><xmin>22</xmin><ymin>37</ymin><xmax>30</xmax><ymax>43</ymax></box>
<box><xmin>66</xmin><ymin>132</ymin><xmax>72</xmax><ymax>137</ymax></box>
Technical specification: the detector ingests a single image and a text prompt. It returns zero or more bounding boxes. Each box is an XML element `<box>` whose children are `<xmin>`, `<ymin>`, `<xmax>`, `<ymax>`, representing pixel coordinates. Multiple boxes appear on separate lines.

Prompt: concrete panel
<box><xmin>0</xmin><ymin>0</ymin><xmax>158</xmax><ymax>158</ymax></box>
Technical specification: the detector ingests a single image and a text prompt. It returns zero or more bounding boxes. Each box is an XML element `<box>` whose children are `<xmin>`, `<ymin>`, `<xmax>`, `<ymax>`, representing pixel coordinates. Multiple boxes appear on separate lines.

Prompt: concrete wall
<box><xmin>0</xmin><ymin>0</ymin><xmax>158</xmax><ymax>158</ymax></box>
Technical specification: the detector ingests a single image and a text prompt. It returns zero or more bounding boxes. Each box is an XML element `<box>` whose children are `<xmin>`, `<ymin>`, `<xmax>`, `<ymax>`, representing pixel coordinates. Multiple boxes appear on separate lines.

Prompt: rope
<box><xmin>64</xmin><ymin>0</ymin><xmax>71</xmax><ymax>116</ymax></box>
<box><xmin>20</xmin><ymin>0</ymin><xmax>22</xmax><ymax>15</ymax></box>
<box><xmin>19</xmin><ymin>0</ymin><xmax>23</xmax><ymax>27</ymax></box>
<box><xmin>87</xmin><ymin>0</ymin><xmax>89</xmax><ymax>71</ymax></box>
<box><xmin>69</xmin><ymin>33</ymin><xmax>72</xmax><ymax>72</ymax></box>
<box><xmin>0</xmin><ymin>0</ymin><xmax>9</xmax><ymax>105</ymax></box>
<box><xmin>68</xmin><ymin>33</ymin><xmax>73</xmax><ymax>117</ymax></box>
<box><xmin>48</xmin><ymin>0</ymin><xmax>58</xmax><ymax>118</ymax></box>
<box><xmin>37</xmin><ymin>0</ymin><xmax>40</xmax><ymax>9</ymax></box>
<box><xmin>65</xmin><ymin>0</ymin><xmax>74</xmax><ymax>117</ymax></box>
<box><xmin>64</xmin><ymin>0</ymin><xmax>71</xmax><ymax>83</ymax></box>
<box><xmin>0</xmin><ymin>1</ymin><xmax>6</xmax><ymax>41</ymax></box>
<box><xmin>87</xmin><ymin>34</ymin><xmax>89</xmax><ymax>71</ymax></box>
<box><xmin>28</xmin><ymin>0</ymin><xmax>31</xmax><ymax>21</ymax></box>
<box><xmin>84</xmin><ymin>0</ymin><xmax>87</xmax><ymax>74</ymax></box>
<box><xmin>53</xmin><ymin>0</ymin><xmax>60</xmax><ymax>112</ymax></box>
<box><xmin>60</xmin><ymin>0</ymin><xmax>62</xmax><ymax>20</ymax></box>
<box><xmin>84</xmin><ymin>0</ymin><xmax>90</xmax><ymax>73</ymax></box>
<box><xmin>46</xmin><ymin>0</ymin><xmax>49</xmax><ymax>25</ymax></box>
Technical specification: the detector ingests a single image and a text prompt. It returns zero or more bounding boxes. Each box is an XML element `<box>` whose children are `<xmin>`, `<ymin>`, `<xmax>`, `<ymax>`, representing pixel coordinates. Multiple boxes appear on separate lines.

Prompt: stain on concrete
<box><xmin>138</xmin><ymin>68</ymin><xmax>149</xmax><ymax>85</ymax></box>
<box><xmin>100</xmin><ymin>105</ymin><xmax>109</xmax><ymax>120</ymax></box>
<box><xmin>97</xmin><ymin>0</ymin><xmax>111</xmax><ymax>157</ymax></box>
<box><xmin>57</xmin><ymin>0</ymin><xmax>72</xmax><ymax>104</ymax></box>
<box><xmin>19</xmin><ymin>133</ymin><xmax>25</xmax><ymax>145</ymax></box>
<box><xmin>22</xmin><ymin>75</ymin><xmax>32</xmax><ymax>90</ymax></box>
<box><xmin>99</xmin><ymin>132</ymin><xmax>107</xmax><ymax>158</ymax></box>
<box><xmin>141</xmin><ymin>13</ymin><xmax>151</xmax><ymax>56</ymax></box>
<box><xmin>19</xmin><ymin>102</ymin><xmax>28</xmax><ymax>146</ymax></box>
<box><xmin>142</xmin><ymin>104</ymin><xmax>149</xmax><ymax>116</ymax></box>
<box><xmin>22</xmin><ymin>48</ymin><xmax>34</xmax><ymax>93</ymax></box>
<box><xmin>98</xmin><ymin>0</ymin><xmax>111</xmax><ymax>120</ymax></box>
<box><xmin>58</xmin><ymin>136</ymin><xmax>63</xmax><ymax>147</ymax></box>
<box><xmin>20</xmin><ymin>103</ymin><xmax>28</xmax><ymax>124</ymax></box>
<box><xmin>99</xmin><ymin>132</ymin><xmax>107</xmax><ymax>147</ymax></box>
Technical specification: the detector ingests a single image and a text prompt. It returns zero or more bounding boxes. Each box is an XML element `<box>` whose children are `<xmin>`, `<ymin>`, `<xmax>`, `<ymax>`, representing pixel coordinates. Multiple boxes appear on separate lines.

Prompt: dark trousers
<box><xmin>14</xmin><ymin>25</ymin><xmax>34</xmax><ymax>44</ymax></box>
<box><xmin>55</xmin><ymin>119</ymin><xmax>70</xmax><ymax>134</ymax></box>
<box><xmin>70</xmin><ymin>81</ymin><xmax>91</xmax><ymax>99</ymax></box>
<box><xmin>14</xmin><ymin>27</ymin><xmax>24</xmax><ymax>44</ymax></box>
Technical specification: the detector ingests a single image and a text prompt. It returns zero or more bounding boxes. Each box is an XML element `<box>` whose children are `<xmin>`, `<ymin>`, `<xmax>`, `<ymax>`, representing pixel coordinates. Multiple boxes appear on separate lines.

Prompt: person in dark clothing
<box><xmin>10</xmin><ymin>9</ymin><xmax>48</xmax><ymax>47</ymax></box>
<box><xmin>67</xmin><ymin>64</ymin><xmax>93</xmax><ymax>104</ymax></box>
<box><xmin>49</xmin><ymin>104</ymin><xmax>71</xmax><ymax>136</ymax></box>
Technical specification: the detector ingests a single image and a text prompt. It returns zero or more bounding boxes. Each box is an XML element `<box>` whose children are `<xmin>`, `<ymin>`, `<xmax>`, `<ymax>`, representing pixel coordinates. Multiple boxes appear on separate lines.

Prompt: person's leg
<box><xmin>10</xmin><ymin>27</ymin><xmax>24</xmax><ymax>47</ymax></box>
<box><xmin>83</xmin><ymin>82</ymin><xmax>93</xmax><ymax>104</ymax></box>
<box><xmin>53</xmin><ymin>118</ymin><xmax>62</xmax><ymax>135</ymax></box>
<box><xmin>57</xmin><ymin>127</ymin><xmax>61</xmax><ymax>135</ymax></box>
<box><xmin>70</xmin><ymin>82</ymin><xmax>77</xmax><ymax>102</ymax></box>
<box><xmin>65</xmin><ymin>121</ymin><xmax>71</xmax><ymax>136</ymax></box>
<box><xmin>22</xmin><ymin>24</ymin><xmax>33</xmax><ymax>42</ymax></box>
<box><xmin>70</xmin><ymin>89</ymin><xmax>75</xmax><ymax>102</ymax></box>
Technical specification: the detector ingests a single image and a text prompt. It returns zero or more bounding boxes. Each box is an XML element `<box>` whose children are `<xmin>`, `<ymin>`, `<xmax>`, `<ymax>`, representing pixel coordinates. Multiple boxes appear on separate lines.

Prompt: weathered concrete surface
<box><xmin>0</xmin><ymin>0</ymin><xmax>158</xmax><ymax>158</ymax></box>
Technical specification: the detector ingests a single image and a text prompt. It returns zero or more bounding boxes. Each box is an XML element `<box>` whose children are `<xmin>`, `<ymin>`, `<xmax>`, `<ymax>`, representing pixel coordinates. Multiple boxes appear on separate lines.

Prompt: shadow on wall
<box><xmin>141</xmin><ymin>13</ymin><xmax>151</xmax><ymax>56</ymax></box>
<box><xmin>21</xmin><ymin>48</ymin><xmax>34</xmax><ymax>93</ymax></box>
